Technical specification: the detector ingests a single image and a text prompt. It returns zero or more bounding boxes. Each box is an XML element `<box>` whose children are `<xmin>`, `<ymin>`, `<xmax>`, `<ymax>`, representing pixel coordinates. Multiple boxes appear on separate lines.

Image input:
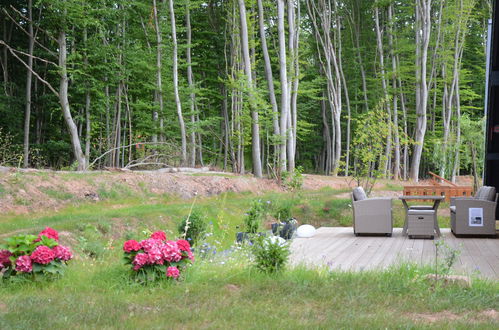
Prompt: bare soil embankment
<box><xmin>0</xmin><ymin>166</ymin><xmax>470</xmax><ymax>216</ymax></box>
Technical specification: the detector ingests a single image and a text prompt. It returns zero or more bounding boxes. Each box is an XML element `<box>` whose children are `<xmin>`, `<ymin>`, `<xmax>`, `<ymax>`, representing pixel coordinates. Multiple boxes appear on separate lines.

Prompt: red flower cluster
<box><xmin>52</xmin><ymin>245</ymin><xmax>73</xmax><ymax>261</ymax></box>
<box><xmin>150</xmin><ymin>231</ymin><xmax>167</xmax><ymax>241</ymax></box>
<box><xmin>123</xmin><ymin>231</ymin><xmax>193</xmax><ymax>280</ymax></box>
<box><xmin>31</xmin><ymin>246</ymin><xmax>55</xmax><ymax>264</ymax></box>
<box><xmin>123</xmin><ymin>240</ymin><xmax>141</xmax><ymax>253</ymax></box>
<box><xmin>166</xmin><ymin>266</ymin><xmax>180</xmax><ymax>279</ymax></box>
<box><xmin>0</xmin><ymin>249</ymin><xmax>13</xmax><ymax>269</ymax></box>
<box><xmin>36</xmin><ymin>227</ymin><xmax>59</xmax><ymax>242</ymax></box>
<box><xmin>0</xmin><ymin>227</ymin><xmax>73</xmax><ymax>277</ymax></box>
<box><xmin>15</xmin><ymin>255</ymin><xmax>32</xmax><ymax>273</ymax></box>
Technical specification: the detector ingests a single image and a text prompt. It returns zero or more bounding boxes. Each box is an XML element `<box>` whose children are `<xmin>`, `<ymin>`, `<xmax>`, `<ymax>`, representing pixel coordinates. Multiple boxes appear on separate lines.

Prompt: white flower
<box><xmin>265</xmin><ymin>236</ymin><xmax>287</xmax><ymax>247</ymax></box>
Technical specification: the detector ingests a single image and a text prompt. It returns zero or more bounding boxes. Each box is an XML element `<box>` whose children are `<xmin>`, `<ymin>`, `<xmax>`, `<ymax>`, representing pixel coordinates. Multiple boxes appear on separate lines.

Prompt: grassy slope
<box><xmin>1</xmin><ymin>184</ymin><xmax>497</xmax><ymax>328</ymax></box>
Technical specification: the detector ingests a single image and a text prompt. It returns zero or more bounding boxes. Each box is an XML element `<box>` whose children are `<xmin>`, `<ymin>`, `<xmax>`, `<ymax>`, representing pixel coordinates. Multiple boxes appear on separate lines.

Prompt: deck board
<box><xmin>290</xmin><ymin>227</ymin><xmax>499</xmax><ymax>280</ymax></box>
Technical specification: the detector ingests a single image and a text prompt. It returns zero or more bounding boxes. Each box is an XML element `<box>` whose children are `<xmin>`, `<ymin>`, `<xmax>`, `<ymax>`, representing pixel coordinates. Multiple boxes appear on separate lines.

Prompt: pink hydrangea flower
<box><xmin>132</xmin><ymin>253</ymin><xmax>149</xmax><ymax>271</ymax></box>
<box><xmin>139</xmin><ymin>238</ymin><xmax>161</xmax><ymax>253</ymax></box>
<box><xmin>150</xmin><ymin>231</ymin><xmax>167</xmax><ymax>241</ymax></box>
<box><xmin>176</xmin><ymin>239</ymin><xmax>191</xmax><ymax>252</ymax></box>
<box><xmin>147</xmin><ymin>246</ymin><xmax>164</xmax><ymax>265</ymax></box>
<box><xmin>123</xmin><ymin>240</ymin><xmax>141</xmax><ymax>253</ymax></box>
<box><xmin>187</xmin><ymin>251</ymin><xmax>195</xmax><ymax>261</ymax></box>
<box><xmin>52</xmin><ymin>245</ymin><xmax>73</xmax><ymax>261</ymax></box>
<box><xmin>166</xmin><ymin>266</ymin><xmax>180</xmax><ymax>279</ymax></box>
<box><xmin>30</xmin><ymin>246</ymin><xmax>55</xmax><ymax>265</ymax></box>
<box><xmin>161</xmin><ymin>241</ymin><xmax>182</xmax><ymax>262</ymax></box>
<box><xmin>36</xmin><ymin>227</ymin><xmax>59</xmax><ymax>242</ymax></box>
<box><xmin>0</xmin><ymin>249</ymin><xmax>12</xmax><ymax>269</ymax></box>
<box><xmin>15</xmin><ymin>255</ymin><xmax>32</xmax><ymax>273</ymax></box>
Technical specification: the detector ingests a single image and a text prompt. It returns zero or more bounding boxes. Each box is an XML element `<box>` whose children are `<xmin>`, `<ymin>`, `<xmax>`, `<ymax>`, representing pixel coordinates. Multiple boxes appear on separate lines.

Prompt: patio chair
<box><xmin>450</xmin><ymin>186</ymin><xmax>498</xmax><ymax>237</ymax></box>
<box><xmin>351</xmin><ymin>187</ymin><xmax>393</xmax><ymax>236</ymax></box>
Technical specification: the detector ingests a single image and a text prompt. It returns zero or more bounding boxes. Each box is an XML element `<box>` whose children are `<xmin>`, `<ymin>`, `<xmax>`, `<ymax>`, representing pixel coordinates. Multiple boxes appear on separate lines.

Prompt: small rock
<box><xmin>84</xmin><ymin>192</ymin><xmax>100</xmax><ymax>202</ymax></box>
<box><xmin>425</xmin><ymin>274</ymin><xmax>472</xmax><ymax>287</ymax></box>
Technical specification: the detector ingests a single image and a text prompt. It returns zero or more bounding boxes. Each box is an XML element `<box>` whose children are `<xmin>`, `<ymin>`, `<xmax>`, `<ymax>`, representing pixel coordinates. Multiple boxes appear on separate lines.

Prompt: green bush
<box><xmin>244</xmin><ymin>200</ymin><xmax>266</xmax><ymax>234</ymax></box>
<box><xmin>280</xmin><ymin>166</ymin><xmax>304</xmax><ymax>191</ymax></box>
<box><xmin>272</xmin><ymin>201</ymin><xmax>293</xmax><ymax>222</ymax></box>
<box><xmin>178</xmin><ymin>211</ymin><xmax>207</xmax><ymax>247</ymax></box>
<box><xmin>252</xmin><ymin>236</ymin><xmax>290</xmax><ymax>273</ymax></box>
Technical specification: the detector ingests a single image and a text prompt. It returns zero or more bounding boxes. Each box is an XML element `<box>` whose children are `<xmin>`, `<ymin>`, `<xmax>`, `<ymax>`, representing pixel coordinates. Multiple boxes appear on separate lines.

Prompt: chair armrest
<box><xmin>454</xmin><ymin>199</ymin><xmax>497</xmax><ymax>212</ymax></box>
<box><xmin>450</xmin><ymin>197</ymin><xmax>473</xmax><ymax>206</ymax></box>
<box><xmin>353</xmin><ymin>198</ymin><xmax>392</xmax><ymax>210</ymax></box>
<box><xmin>366</xmin><ymin>197</ymin><xmax>393</xmax><ymax>201</ymax></box>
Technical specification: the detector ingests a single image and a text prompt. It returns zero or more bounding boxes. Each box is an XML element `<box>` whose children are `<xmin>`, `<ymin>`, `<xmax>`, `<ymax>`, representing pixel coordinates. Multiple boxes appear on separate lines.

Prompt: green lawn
<box><xmin>1</xmin><ymin>187</ymin><xmax>497</xmax><ymax>328</ymax></box>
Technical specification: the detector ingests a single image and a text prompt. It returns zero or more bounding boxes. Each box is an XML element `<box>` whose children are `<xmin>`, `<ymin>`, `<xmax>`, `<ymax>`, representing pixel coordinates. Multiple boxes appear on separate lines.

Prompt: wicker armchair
<box><xmin>450</xmin><ymin>186</ymin><xmax>498</xmax><ymax>237</ymax></box>
<box><xmin>351</xmin><ymin>187</ymin><xmax>393</xmax><ymax>236</ymax></box>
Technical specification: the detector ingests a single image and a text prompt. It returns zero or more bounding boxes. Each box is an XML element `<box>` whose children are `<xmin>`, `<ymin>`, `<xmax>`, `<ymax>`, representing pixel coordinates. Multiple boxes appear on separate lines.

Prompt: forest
<box><xmin>0</xmin><ymin>0</ymin><xmax>491</xmax><ymax>181</ymax></box>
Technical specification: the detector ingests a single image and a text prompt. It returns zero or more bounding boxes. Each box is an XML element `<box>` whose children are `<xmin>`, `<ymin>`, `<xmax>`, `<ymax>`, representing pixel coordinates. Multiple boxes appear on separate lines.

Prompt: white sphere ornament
<box><xmin>296</xmin><ymin>225</ymin><xmax>316</xmax><ymax>238</ymax></box>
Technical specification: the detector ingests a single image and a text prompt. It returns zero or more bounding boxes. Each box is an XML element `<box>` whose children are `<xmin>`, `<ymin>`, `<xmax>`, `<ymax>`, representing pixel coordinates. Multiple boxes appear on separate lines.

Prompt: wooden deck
<box><xmin>290</xmin><ymin>227</ymin><xmax>499</xmax><ymax>280</ymax></box>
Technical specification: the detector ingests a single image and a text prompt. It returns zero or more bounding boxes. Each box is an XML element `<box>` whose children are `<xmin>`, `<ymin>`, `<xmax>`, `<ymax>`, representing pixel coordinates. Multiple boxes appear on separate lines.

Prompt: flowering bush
<box><xmin>123</xmin><ymin>231</ymin><xmax>194</xmax><ymax>282</ymax></box>
<box><xmin>0</xmin><ymin>227</ymin><xmax>73</xmax><ymax>279</ymax></box>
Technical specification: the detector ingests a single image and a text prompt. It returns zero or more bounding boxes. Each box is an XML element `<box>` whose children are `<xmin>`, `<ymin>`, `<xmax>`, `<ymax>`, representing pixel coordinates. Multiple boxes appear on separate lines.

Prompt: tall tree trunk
<box><xmin>374</xmin><ymin>5</ymin><xmax>392</xmax><ymax>178</ymax></box>
<box><xmin>152</xmin><ymin>0</ymin><xmax>162</xmax><ymax>144</ymax></box>
<box><xmin>23</xmin><ymin>0</ymin><xmax>34</xmax><ymax>168</ymax></box>
<box><xmin>84</xmin><ymin>27</ymin><xmax>91</xmax><ymax>168</ymax></box>
<box><xmin>238</xmin><ymin>0</ymin><xmax>262</xmax><ymax>177</ymax></box>
<box><xmin>186</xmin><ymin>0</ymin><xmax>197</xmax><ymax>167</ymax></box>
<box><xmin>169</xmin><ymin>0</ymin><xmax>188</xmax><ymax>164</ymax></box>
<box><xmin>336</xmin><ymin>4</ymin><xmax>351</xmax><ymax>176</ymax></box>
<box><xmin>58</xmin><ymin>30</ymin><xmax>86</xmax><ymax>170</ymax></box>
<box><xmin>410</xmin><ymin>0</ymin><xmax>432</xmax><ymax>181</ymax></box>
<box><xmin>277</xmin><ymin>0</ymin><xmax>288</xmax><ymax>172</ymax></box>
<box><xmin>287</xmin><ymin>0</ymin><xmax>297</xmax><ymax>172</ymax></box>
<box><xmin>307</xmin><ymin>0</ymin><xmax>342</xmax><ymax>175</ymax></box>
<box><xmin>388</xmin><ymin>4</ymin><xmax>400</xmax><ymax>180</ymax></box>
<box><xmin>257</xmin><ymin>0</ymin><xmax>280</xmax><ymax>138</ymax></box>
<box><xmin>349</xmin><ymin>0</ymin><xmax>369</xmax><ymax>111</ymax></box>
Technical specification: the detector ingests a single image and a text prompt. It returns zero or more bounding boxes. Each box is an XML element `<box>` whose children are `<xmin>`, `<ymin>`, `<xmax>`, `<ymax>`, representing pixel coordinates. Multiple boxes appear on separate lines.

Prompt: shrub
<box><xmin>281</xmin><ymin>166</ymin><xmax>304</xmax><ymax>191</ymax></box>
<box><xmin>252</xmin><ymin>235</ymin><xmax>290</xmax><ymax>274</ymax></box>
<box><xmin>244</xmin><ymin>200</ymin><xmax>266</xmax><ymax>234</ymax></box>
<box><xmin>123</xmin><ymin>231</ymin><xmax>193</xmax><ymax>283</ymax></box>
<box><xmin>272</xmin><ymin>200</ymin><xmax>293</xmax><ymax>222</ymax></box>
<box><xmin>0</xmin><ymin>227</ymin><xmax>73</xmax><ymax>280</ymax></box>
<box><xmin>178</xmin><ymin>211</ymin><xmax>207</xmax><ymax>247</ymax></box>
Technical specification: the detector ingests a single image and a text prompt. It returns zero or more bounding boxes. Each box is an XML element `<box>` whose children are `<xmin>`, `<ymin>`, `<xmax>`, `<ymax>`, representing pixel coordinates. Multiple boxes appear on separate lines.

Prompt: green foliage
<box><xmin>281</xmin><ymin>166</ymin><xmax>304</xmax><ymax>191</ymax></box>
<box><xmin>243</xmin><ymin>199</ymin><xmax>267</xmax><ymax>234</ymax></box>
<box><xmin>251</xmin><ymin>235</ymin><xmax>290</xmax><ymax>274</ymax></box>
<box><xmin>77</xmin><ymin>224</ymin><xmax>107</xmax><ymax>259</ymax></box>
<box><xmin>272</xmin><ymin>200</ymin><xmax>293</xmax><ymax>222</ymax></box>
<box><xmin>351</xmin><ymin>98</ymin><xmax>411</xmax><ymax>194</ymax></box>
<box><xmin>178</xmin><ymin>211</ymin><xmax>207</xmax><ymax>246</ymax></box>
<box><xmin>434</xmin><ymin>239</ymin><xmax>461</xmax><ymax>276</ymax></box>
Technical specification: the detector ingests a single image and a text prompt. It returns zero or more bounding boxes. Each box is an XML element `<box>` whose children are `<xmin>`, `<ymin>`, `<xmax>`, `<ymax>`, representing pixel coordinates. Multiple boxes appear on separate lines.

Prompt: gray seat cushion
<box><xmin>408</xmin><ymin>209</ymin><xmax>435</xmax><ymax>215</ymax></box>
<box><xmin>352</xmin><ymin>187</ymin><xmax>367</xmax><ymax>201</ymax></box>
<box><xmin>475</xmin><ymin>186</ymin><xmax>496</xmax><ymax>201</ymax></box>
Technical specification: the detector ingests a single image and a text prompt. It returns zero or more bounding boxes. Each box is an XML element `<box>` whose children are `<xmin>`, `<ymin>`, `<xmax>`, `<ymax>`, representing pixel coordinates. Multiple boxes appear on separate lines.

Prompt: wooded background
<box><xmin>0</xmin><ymin>0</ymin><xmax>490</xmax><ymax>181</ymax></box>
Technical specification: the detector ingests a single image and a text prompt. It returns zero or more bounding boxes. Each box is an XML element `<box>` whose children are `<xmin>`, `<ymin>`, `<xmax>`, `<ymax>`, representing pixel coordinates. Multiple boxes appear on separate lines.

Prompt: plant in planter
<box><xmin>0</xmin><ymin>227</ymin><xmax>73</xmax><ymax>280</ymax></box>
<box><xmin>123</xmin><ymin>230</ymin><xmax>194</xmax><ymax>283</ymax></box>
<box><xmin>271</xmin><ymin>218</ymin><xmax>298</xmax><ymax>240</ymax></box>
<box><xmin>270</xmin><ymin>201</ymin><xmax>298</xmax><ymax>240</ymax></box>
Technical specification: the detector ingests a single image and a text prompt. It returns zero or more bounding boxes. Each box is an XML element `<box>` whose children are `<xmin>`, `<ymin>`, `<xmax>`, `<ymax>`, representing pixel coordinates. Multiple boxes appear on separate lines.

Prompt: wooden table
<box><xmin>399</xmin><ymin>196</ymin><xmax>444</xmax><ymax>237</ymax></box>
